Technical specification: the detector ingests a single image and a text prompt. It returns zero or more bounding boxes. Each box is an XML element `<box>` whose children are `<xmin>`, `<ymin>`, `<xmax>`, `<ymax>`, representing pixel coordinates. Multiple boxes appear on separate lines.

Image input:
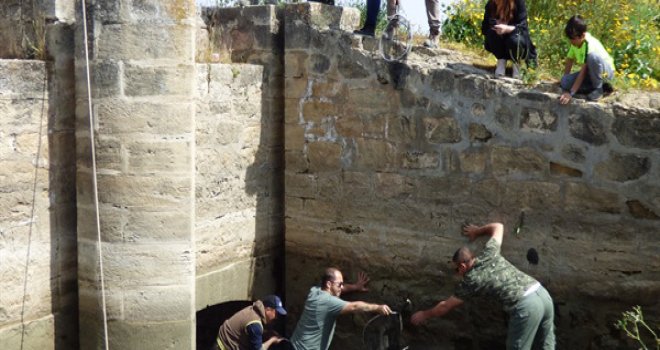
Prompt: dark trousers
<box><xmin>364</xmin><ymin>0</ymin><xmax>381</xmax><ymax>30</ymax></box>
<box><xmin>484</xmin><ymin>30</ymin><xmax>532</xmax><ymax>63</ymax></box>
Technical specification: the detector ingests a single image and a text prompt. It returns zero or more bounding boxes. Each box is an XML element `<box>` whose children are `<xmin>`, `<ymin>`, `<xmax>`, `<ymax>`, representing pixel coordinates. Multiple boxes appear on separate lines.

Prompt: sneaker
<box><xmin>587</xmin><ymin>88</ymin><xmax>604</xmax><ymax>101</ymax></box>
<box><xmin>603</xmin><ymin>81</ymin><xmax>614</xmax><ymax>95</ymax></box>
<box><xmin>495</xmin><ymin>59</ymin><xmax>506</xmax><ymax>76</ymax></box>
<box><xmin>512</xmin><ymin>63</ymin><xmax>521</xmax><ymax>79</ymax></box>
<box><xmin>423</xmin><ymin>34</ymin><xmax>438</xmax><ymax>48</ymax></box>
<box><xmin>354</xmin><ymin>27</ymin><xmax>375</xmax><ymax>37</ymax></box>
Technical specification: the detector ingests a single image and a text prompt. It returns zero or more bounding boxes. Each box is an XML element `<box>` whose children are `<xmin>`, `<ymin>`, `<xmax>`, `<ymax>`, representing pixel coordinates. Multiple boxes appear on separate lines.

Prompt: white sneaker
<box><xmin>495</xmin><ymin>59</ymin><xmax>506</xmax><ymax>76</ymax></box>
<box><xmin>512</xmin><ymin>63</ymin><xmax>521</xmax><ymax>79</ymax></box>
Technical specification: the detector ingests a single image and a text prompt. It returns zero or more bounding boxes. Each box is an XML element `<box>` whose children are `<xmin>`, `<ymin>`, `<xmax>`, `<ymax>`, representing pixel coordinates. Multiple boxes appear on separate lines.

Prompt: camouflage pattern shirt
<box><xmin>454</xmin><ymin>237</ymin><xmax>537</xmax><ymax>312</ymax></box>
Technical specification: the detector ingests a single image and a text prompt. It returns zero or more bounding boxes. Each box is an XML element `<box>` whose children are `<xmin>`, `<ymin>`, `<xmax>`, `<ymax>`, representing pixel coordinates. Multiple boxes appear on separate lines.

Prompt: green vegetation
<box><xmin>441</xmin><ymin>0</ymin><xmax>660</xmax><ymax>90</ymax></box>
<box><xmin>615</xmin><ymin>306</ymin><xmax>659</xmax><ymax>350</ymax></box>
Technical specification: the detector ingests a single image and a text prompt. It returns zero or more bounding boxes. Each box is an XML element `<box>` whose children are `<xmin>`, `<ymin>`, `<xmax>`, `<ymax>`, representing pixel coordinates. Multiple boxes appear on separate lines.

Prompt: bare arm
<box><xmin>560</xmin><ymin>63</ymin><xmax>587</xmax><ymax>104</ymax></box>
<box><xmin>340</xmin><ymin>301</ymin><xmax>392</xmax><ymax>315</ymax></box>
<box><xmin>410</xmin><ymin>296</ymin><xmax>464</xmax><ymax>325</ymax></box>
<box><xmin>563</xmin><ymin>58</ymin><xmax>574</xmax><ymax>75</ymax></box>
<box><xmin>462</xmin><ymin>222</ymin><xmax>504</xmax><ymax>245</ymax></box>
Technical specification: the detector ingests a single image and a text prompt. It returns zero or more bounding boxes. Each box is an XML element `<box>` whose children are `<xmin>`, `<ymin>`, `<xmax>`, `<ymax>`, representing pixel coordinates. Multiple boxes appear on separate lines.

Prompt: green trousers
<box><xmin>507</xmin><ymin>285</ymin><xmax>556</xmax><ymax>350</ymax></box>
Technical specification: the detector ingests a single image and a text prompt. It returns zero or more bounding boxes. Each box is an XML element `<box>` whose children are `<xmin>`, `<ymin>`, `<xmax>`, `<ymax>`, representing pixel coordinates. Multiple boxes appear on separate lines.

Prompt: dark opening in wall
<box><xmin>196</xmin><ymin>300</ymin><xmax>251</xmax><ymax>350</ymax></box>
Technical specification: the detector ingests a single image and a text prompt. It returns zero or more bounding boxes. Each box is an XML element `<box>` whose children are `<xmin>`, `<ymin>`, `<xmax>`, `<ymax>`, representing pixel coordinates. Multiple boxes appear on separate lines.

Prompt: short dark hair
<box><xmin>453</xmin><ymin>247</ymin><xmax>474</xmax><ymax>264</ymax></box>
<box><xmin>565</xmin><ymin>15</ymin><xmax>587</xmax><ymax>39</ymax></box>
<box><xmin>321</xmin><ymin>267</ymin><xmax>340</xmax><ymax>286</ymax></box>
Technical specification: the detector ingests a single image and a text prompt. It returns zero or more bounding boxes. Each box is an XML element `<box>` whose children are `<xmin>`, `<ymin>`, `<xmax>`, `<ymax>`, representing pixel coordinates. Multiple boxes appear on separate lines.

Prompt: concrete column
<box><xmin>75</xmin><ymin>1</ymin><xmax>196</xmax><ymax>349</ymax></box>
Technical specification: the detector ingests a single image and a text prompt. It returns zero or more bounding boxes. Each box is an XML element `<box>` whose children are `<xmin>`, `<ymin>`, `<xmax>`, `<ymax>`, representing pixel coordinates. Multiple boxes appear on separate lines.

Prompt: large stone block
<box><xmin>594</xmin><ymin>152</ymin><xmax>651</xmax><ymax>182</ymax></box>
<box><xmin>127</xmin><ymin>140</ymin><xmax>192</xmax><ymax>174</ymax></box>
<box><xmin>520</xmin><ymin>107</ymin><xmax>558</xmax><ymax>133</ymax></box>
<box><xmin>307</xmin><ymin>141</ymin><xmax>342</xmax><ymax>172</ymax></box>
<box><xmin>565</xmin><ymin>182</ymin><xmax>621</xmax><ymax>214</ymax></box>
<box><xmin>107</xmin><ymin>319</ymin><xmax>193</xmax><ymax>350</ymax></box>
<box><xmin>97</xmin><ymin>23</ymin><xmax>194</xmax><ymax>61</ymax></box>
<box><xmin>96</xmin><ymin>174</ymin><xmax>192</xmax><ymax>207</ymax></box>
<box><xmin>123</xmin><ymin>286</ymin><xmax>193</xmax><ymax>321</ymax></box>
<box><xmin>422</xmin><ymin>116</ymin><xmax>461</xmax><ymax>144</ymax></box>
<box><xmin>353</xmin><ymin>138</ymin><xmax>398</xmax><ymax>171</ymax></box>
<box><xmin>492</xmin><ymin>146</ymin><xmax>547</xmax><ymax>177</ymax></box>
<box><xmin>0</xmin><ymin>60</ymin><xmax>46</xmax><ymax>98</ymax></box>
<box><xmin>568</xmin><ymin>111</ymin><xmax>609</xmax><ymax>146</ymax></box>
<box><xmin>612</xmin><ymin>106</ymin><xmax>660</xmax><ymax>149</ymax></box>
<box><xmin>96</xmin><ymin>99</ymin><xmax>193</xmax><ymax>136</ymax></box>
<box><xmin>123</xmin><ymin>62</ymin><xmax>195</xmax><ymax>97</ymax></box>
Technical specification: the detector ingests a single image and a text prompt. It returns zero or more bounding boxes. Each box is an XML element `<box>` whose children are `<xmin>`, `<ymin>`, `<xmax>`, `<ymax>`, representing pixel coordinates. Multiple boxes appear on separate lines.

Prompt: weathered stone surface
<box><xmin>460</xmin><ymin>148</ymin><xmax>488</xmax><ymax>173</ymax></box>
<box><xmin>307</xmin><ymin>141</ymin><xmax>342</xmax><ymax>172</ymax></box>
<box><xmin>550</xmin><ymin>162</ymin><xmax>583</xmax><ymax>177</ymax></box>
<box><xmin>594</xmin><ymin>152</ymin><xmax>650</xmax><ymax>182</ymax></box>
<box><xmin>561</xmin><ymin>144</ymin><xmax>587</xmax><ymax>163</ymax></box>
<box><xmin>612</xmin><ymin>106</ymin><xmax>660</xmax><ymax>149</ymax></box>
<box><xmin>97</xmin><ymin>23</ymin><xmax>193</xmax><ymax>61</ymax></box>
<box><xmin>430</xmin><ymin>69</ymin><xmax>455</xmax><ymax>92</ymax></box>
<box><xmin>468</xmin><ymin>123</ymin><xmax>492</xmax><ymax>142</ymax></box>
<box><xmin>568</xmin><ymin>112</ymin><xmax>608</xmax><ymax>145</ymax></box>
<box><xmin>565</xmin><ymin>182</ymin><xmax>621</xmax><ymax>214</ymax></box>
<box><xmin>423</xmin><ymin>116</ymin><xmax>461</xmax><ymax>144</ymax></box>
<box><xmin>520</xmin><ymin>107</ymin><xmax>557</xmax><ymax>133</ymax></box>
<box><xmin>492</xmin><ymin>146</ymin><xmax>546</xmax><ymax>176</ymax></box>
<box><xmin>626</xmin><ymin>200</ymin><xmax>660</xmax><ymax>220</ymax></box>
<box><xmin>123</xmin><ymin>63</ymin><xmax>195</xmax><ymax>97</ymax></box>
<box><xmin>495</xmin><ymin>104</ymin><xmax>515</xmax><ymax>129</ymax></box>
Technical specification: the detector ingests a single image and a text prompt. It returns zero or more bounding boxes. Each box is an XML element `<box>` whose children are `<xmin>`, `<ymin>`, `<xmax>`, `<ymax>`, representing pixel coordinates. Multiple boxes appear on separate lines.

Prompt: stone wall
<box><xmin>194</xmin><ymin>63</ymin><xmax>282</xmax><ymax>309</ymax></box>
<box><xmin>196</xmin><ymin>4</ymin><xmax>285</xmax><ymax>309</ymax></box>
<box><xmin>282</xmin><ymin>3</ymin><xmax>659</xmax><ymax>349</ymax></box>
<box><xmin>0</xmin><ymin>58</ymin><xmax>77</xmax><ymax>349</ymax></box>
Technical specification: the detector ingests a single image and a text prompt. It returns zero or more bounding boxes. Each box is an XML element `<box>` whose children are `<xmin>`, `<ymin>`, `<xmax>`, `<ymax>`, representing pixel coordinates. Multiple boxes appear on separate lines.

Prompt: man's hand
<box><xmin>410</xmin><ymin>310</ymin><xmax>428</xmax><ymax>326</ymax></box>
<box><xmin>462</xmin><ymin>224</ymin><xmax>480</xmax><ymax>242</ymax></box>
<box><xmin>559</xmin><ymin>92</ymin><xmax>572</xmax><ymax>104</ymax></box>
<box><xmin>353</xmin><ymin>271</ymin><xmax>370</xmax><ymax>292</ymax></box>
<box><xmin>376</xmin><ymin>304</ymin><xmax>393</xmax><ymax>316</ymax></box>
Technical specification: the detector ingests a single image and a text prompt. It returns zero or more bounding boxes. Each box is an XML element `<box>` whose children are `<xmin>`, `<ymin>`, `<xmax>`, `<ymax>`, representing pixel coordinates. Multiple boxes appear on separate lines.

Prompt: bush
<box><xmin>441</xmin><ymin>0</ymin><xmax>660</xmax><ymax>90</ymax></box>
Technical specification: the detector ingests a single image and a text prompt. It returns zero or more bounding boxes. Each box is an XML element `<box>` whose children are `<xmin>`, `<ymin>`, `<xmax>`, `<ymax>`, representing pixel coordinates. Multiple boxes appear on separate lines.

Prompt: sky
<box><xmin>197</xmin><ymin>0</ymin><xmax>457</xmax><ymax>35</ymax></box>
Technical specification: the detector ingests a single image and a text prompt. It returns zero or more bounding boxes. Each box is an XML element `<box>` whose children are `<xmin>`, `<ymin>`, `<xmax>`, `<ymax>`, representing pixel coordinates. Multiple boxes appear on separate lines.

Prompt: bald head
<box><xmin>321</xmin><ymin>267</ymin><xmax>341</xmax><ymax>287</ymax></box>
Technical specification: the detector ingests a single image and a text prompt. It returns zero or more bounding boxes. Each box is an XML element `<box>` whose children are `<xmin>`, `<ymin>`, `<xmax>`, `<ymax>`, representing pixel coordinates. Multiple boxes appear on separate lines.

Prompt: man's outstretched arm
<box><xmin>462</xmin><ymin>222</ymin><xmax>503</xmax><ymax>245</ymax></box>
<box><xmin>410</xmin><ymin>296</ymin><xmax>464</xmax><ymax>325</ymax></box>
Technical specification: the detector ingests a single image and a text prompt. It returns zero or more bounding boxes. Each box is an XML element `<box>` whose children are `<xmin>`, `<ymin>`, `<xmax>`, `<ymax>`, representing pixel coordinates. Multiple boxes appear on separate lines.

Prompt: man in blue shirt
<box><xmin>290</xmin><ymin>268</ymin><xmax>392</xmax><ymax>350</ymax></box>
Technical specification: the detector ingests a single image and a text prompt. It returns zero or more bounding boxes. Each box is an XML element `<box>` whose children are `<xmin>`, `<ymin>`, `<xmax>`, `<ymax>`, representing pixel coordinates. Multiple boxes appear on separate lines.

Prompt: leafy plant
<box><xmin>441</xmin><ymin>0</ymin><xmax>660</xmax><ymax>90</ymax></box>
<box><xmin>615</xmin><ymin>306</ymin><xmax>659</xmax><ymax>350</ymax></box>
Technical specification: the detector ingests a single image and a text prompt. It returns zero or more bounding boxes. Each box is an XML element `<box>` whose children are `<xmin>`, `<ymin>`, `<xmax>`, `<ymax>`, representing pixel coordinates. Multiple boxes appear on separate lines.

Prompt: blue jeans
<box><xmin>507</xmin><ymin>286</ymin><xmax>556</xmax><ymax>350</ymax></box>
<box><xmin>560</xmin><ymin>52</ymin><xmax>614</xmax><ymax>93</ymax></box>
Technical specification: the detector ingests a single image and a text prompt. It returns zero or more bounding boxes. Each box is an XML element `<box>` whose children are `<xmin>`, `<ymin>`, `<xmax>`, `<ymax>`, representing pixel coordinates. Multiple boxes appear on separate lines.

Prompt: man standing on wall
<box><xmin>289</xmin><ymin>268</ymin><xmax>392</xmax><ymax>350</ymax></box>
<box><xmin>410</xmin><ymin>222</ymin><xmax>555</xmax><ymax>350</ymax></box>
<box><xmin>354</xmin><ymin>0</ymin><xmax>442</xmax><ymax>49</ymax></box>
<box><xmin>213</xmin><ymin>295</ymin><xmax>287</xmax><ymax>350</ymax></box>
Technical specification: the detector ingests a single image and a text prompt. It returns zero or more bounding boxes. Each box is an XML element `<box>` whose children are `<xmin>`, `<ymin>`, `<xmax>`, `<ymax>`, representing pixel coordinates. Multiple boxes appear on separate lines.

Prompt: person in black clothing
<box><xmin>481</xmin><ymin>0</ymin><xmax>537</xmax><ymax>79</ymax></box>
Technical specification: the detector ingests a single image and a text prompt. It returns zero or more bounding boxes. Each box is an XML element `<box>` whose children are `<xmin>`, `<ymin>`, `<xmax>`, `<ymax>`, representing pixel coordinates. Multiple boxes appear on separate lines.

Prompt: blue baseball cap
<box><xmin>262</xmin><ymin>295</ymin><xmax>287</xmax><ymax>315</ymax></box>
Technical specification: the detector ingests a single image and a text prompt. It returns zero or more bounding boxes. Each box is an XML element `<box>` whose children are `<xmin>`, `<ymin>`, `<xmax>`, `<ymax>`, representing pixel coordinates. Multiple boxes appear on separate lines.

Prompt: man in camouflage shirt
<box><xmin>410</xmin><ymin>222</ymin><xmax>555</xmax><ymax>350</ymax></box>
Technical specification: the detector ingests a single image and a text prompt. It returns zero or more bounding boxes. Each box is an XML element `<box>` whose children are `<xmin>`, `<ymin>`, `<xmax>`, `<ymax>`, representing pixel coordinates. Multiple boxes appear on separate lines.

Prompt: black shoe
<box><xmin>587</xmin><ymin>88</ymin><xmax>604</xmax><ymax>101</ymax></box>
<box><xmin>354</xmin><ymin>27</ymin><xmax>375</xmax><ymax>37</ymax></box>
<box><xmin>603</xmin><ymin>82</ymin><xmax>614</xmax><ymax>95</ymax></box>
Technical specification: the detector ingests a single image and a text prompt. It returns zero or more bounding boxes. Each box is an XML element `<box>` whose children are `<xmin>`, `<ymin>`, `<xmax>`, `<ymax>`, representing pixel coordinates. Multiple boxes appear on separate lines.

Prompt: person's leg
<box><xmin>560</xmin><ymin>71</ymin><xmax>594</xmax><ymax>94</ymax></box>
<box><xmin>355</xmin><ymin>0</ymin><xmax>381</xmax><ymax>35</ymax></box>
<box><xmin>425</xmin><ymin>0</ymin><xmax>441</xmax><ymax>36</ymax></box>
<box><xmin>507</xmin><ymin>293</ymin><xmax>544</xmax><ymax>350</ymax></box>
<box><xmin>484</xmin><ymin>31</ymin><xmax>507</xmax><ymax>59</ymax></box>
<box><xmin>531</xmin><ymin>287</ymin><xmax>556</xmax><ymax>350</ymax></box>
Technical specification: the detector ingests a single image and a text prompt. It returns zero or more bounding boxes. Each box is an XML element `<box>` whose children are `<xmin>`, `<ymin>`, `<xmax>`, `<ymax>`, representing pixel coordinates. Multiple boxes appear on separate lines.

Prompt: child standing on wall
<box><xmin>559</xmin><ymin>15</ymin><xmax>615</xmax><ymax>104</ymax></box>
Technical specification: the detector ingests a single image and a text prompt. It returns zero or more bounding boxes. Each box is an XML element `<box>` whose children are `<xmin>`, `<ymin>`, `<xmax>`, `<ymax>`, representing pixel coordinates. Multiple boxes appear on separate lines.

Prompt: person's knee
<box><xmin>560</xmin><ymin>75</ymin><xmax>573</xmax><ymax>90</ymax></box>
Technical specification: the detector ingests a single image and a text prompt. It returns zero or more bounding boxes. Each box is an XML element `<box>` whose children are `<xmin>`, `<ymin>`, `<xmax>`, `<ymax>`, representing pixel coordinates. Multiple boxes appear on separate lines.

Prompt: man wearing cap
<box><xmin>290</xmin><ymin>268</ymin><xmax>392</xmax><ymax>350</ymax></box>
<box><xmin>410</xmin><ymin>222</ymin><xmax>555</xmax><ymax>350</ymax></box>
<box><xmin>214</xmin><ymin>295</ymin><xmax>287</xmax><ymax>350</ymax></box>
